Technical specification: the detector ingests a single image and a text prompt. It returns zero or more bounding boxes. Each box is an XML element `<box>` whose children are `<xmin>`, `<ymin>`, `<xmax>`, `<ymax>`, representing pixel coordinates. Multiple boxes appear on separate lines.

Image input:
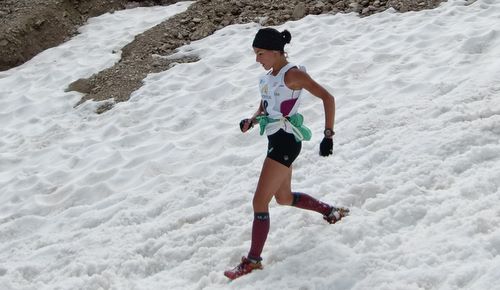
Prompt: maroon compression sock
<box><xmin>247</xmin><ymin>212</ymin><xmax>269</xmax><ymax>262</ymax></box>
<box><xmin>291</xmin><ymin>192</ymin><xmax>332</xmax><ymax>216</ymax></box>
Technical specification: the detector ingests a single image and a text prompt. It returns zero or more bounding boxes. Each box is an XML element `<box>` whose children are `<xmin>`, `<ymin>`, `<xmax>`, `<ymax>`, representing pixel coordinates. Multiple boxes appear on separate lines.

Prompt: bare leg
<box><xmin>252</xmin><ymin>158</ymin><xmax>292</xmax><ymax>212</ymax></box>
<box><xmin>274</xmin><ymin>166</ymin><xmax>332</xmax><ymax>216</ymax></box>
<box><xmin>274</xmin><ymin>166</ymin><xmax>294</xmax><ymax>206</ymax></box>
<box><xmin>275</xmin><ymin>179</ymin><xmax>349</xmax><ymax>225</ymax></box>
<box><xmin>248</xmin><ymin>157</ymin><xmax>291</xmax><ymax>261</ymax></box>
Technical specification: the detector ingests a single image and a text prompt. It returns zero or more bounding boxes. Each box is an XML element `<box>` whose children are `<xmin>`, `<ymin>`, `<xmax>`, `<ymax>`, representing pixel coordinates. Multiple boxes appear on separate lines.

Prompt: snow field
<box><xmin>1</xmin><ymin>0</ymin><xmax>500</xmax><ymax>289</ymax></box>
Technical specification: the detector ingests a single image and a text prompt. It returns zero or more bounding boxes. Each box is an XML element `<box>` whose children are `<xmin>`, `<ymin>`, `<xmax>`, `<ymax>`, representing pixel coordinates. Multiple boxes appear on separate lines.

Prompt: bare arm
<box><xmin>241</xmin><ymin>101</ymin><xmax>264</xmax><ymax>133</ymax></box>
<box><xmin>250</xmin><ymin>101</ymin><xmax>265</xmax><ymax>123</ymax></box>
<box><xmin>285</xmin><ymin>69</ymin><xmax>335</xmax><ymax>131</ymax></box>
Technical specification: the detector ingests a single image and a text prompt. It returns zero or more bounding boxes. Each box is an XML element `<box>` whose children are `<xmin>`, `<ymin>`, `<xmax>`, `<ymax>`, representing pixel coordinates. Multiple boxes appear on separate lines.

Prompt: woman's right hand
<box><xmin>239</xmin><ymin>118</ymin><xmax>254</xmax><ymax>133</ymax></box>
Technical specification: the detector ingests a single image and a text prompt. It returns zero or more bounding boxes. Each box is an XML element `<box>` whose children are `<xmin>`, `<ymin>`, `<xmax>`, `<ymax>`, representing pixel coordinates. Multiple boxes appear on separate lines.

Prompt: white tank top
<box><xmin>259</xmin><ymin>63</ymin><xmax>306</xmax><ymax>135</ymax></box>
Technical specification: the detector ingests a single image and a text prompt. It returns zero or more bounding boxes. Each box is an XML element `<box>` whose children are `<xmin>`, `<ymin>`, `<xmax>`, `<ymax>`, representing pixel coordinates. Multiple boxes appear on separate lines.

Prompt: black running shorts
<box><xmin>266</xmin><ymin>129</ymin><xmax>302</xmax><ymax>167</ymax></box>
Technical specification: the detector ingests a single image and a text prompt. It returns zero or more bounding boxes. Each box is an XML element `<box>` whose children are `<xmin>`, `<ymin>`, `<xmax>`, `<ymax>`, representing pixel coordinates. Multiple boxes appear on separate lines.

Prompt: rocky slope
<box><xmin>0</xmin><ymin>0</ymin><xmax>447</xmax><ymax>112</ymax></box>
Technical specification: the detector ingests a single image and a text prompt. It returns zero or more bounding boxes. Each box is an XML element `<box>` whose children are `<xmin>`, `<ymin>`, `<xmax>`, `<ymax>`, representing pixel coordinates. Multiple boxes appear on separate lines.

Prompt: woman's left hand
<box><xmin>319</xmin><ymin>137</ymin><xmax>333</xmax><ymax>156</ymax></box>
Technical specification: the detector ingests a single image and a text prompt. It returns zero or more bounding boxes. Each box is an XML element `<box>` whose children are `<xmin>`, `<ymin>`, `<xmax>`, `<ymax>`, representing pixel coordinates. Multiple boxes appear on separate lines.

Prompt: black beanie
<box><xmin>252</xmin><ymin>28</ymin><xmax>292</xmax><ymax>51</ymax></box>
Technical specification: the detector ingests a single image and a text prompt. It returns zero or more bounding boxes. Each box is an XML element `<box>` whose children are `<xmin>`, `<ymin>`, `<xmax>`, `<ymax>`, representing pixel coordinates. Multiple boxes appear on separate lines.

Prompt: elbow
<box><xmin>325</xmin><ymin>93</ymin><xmax>335</xmax><ymax>105</ymax></box>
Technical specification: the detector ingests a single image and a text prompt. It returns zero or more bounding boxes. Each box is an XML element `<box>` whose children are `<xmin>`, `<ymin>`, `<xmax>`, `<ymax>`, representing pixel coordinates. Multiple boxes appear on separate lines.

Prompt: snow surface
<box><xmin>1</xmin><ymin>0</ymin><xmax>500</xmax><ymax>289</ymax></box>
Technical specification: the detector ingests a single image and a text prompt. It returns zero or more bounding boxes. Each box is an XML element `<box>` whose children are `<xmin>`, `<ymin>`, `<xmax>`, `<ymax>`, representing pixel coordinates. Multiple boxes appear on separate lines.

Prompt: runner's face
<box><xmin>253</xmin><ymin>48</ymin><xmax>277</xmax><ymax>70</ymax></box>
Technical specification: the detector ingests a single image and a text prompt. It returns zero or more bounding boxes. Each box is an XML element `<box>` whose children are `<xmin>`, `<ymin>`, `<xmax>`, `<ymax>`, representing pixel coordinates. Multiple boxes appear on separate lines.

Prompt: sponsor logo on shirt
<box><xmin>261</xmin><ymin>84</ymin><xmax>269</xmax><ymax>95</ymax></box>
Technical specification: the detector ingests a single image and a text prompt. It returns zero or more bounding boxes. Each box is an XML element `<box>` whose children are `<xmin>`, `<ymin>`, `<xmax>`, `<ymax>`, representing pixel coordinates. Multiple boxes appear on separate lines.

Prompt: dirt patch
<box><xmin>74</xmin><ymin>0</ymin><xmax>448</xmax><ymax>113</ymax></box>
<box><xmin>1</xmin><ymin>0</ymin><xmax>447</xmax><ymax>113</ymax></box>
<box><xmin>0</xmin><ymin>0</ymin><xmax>177</xmax><ymax>71</ymax></box>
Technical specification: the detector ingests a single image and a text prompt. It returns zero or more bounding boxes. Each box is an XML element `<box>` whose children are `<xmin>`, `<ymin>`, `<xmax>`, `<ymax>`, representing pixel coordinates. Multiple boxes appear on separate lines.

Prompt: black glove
<box><xmin>319</xmin><ymin>137</ymin><xmax>333</xmax><ymax>156</ymax></box>
<box><xmin>239</xmin><ymin>118</ymin><xmax>254</xmax><ymax>132</ymax></box>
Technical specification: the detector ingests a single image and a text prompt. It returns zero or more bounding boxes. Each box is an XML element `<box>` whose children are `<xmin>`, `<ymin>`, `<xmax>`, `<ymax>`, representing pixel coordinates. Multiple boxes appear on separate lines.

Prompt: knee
<box><xmin>253</xmin><ymin>193</ymin><xmax>271</xmax><ymax>211</ymax></box>
<box><xmin>275</xmin><ymin>194</ymin><xmax>293</xmax><ymax>206</ymax></box>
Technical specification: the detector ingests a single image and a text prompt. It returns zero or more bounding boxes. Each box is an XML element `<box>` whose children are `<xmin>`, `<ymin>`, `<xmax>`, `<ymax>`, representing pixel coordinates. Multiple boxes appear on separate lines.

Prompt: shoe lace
<box><xmin>328</xmin><ymin>207</ymin><xmax>342</xmax><ymax>219</ymax></box>
<box><xmin>234</xmin><ymin>259</ymin><xmax>251</xmax><ymax>271</ymax></box>
<box><xmin>325</xmin><ymin>206</ymin><xmax>349</xmax><ymax>223</ymax></box>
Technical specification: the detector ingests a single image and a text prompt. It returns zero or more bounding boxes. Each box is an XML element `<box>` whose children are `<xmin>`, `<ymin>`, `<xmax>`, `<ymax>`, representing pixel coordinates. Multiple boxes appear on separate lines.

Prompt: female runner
<box><xmin>224</xmin><ymin>27</ymin><xmax>349</xmax><ymax>280</ymax></box>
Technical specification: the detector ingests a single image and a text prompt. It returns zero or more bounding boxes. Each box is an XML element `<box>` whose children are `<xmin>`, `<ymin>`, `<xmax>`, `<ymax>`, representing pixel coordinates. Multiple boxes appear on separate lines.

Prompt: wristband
<box><xmin>324</xmin><ymin>128</ymin><xmax>335</xmax><ymax>138</ymax></box>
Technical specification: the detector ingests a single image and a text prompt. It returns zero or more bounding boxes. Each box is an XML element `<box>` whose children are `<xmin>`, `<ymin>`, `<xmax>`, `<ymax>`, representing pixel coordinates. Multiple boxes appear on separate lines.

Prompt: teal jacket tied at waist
<box><xmin>256</xmin><ymin>113</ymin><xmax>312</xmax><ymax>142</ymax></box>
